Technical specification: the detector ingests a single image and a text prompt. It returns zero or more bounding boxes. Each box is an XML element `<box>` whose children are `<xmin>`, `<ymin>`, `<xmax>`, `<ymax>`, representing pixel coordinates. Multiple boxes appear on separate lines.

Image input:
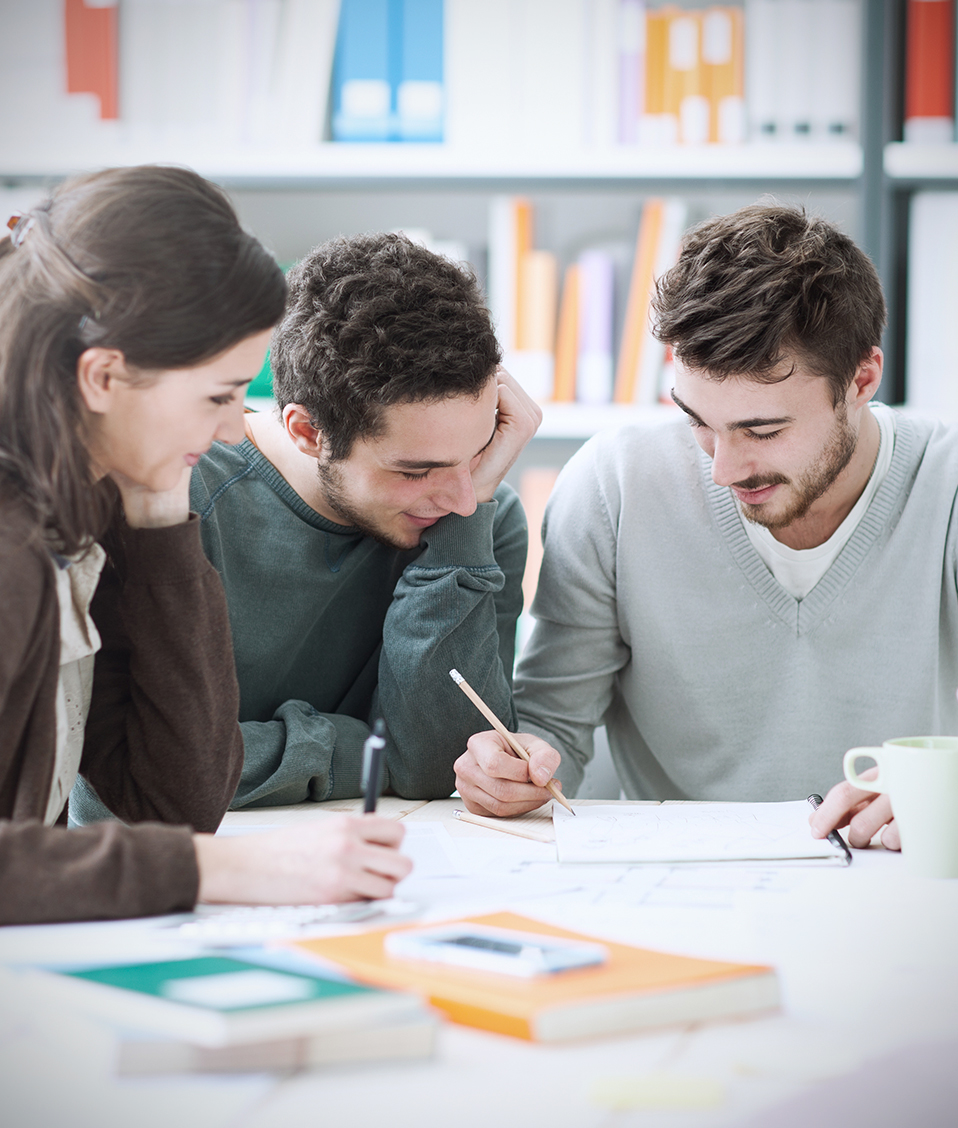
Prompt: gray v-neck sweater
<box><xmin>515</xmin><ymin>411</ymin><xmax>958</xmax><ymax>801</ymax></box>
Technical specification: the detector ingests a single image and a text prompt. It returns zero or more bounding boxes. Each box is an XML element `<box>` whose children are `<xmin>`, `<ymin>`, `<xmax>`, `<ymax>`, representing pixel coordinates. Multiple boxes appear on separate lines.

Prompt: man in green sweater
<box><xmin>73</xmin><ymin>233</ymin><xmax>538</xmax><ymax>817</ymax></box>
<box><xmin>456</xmin><ymin>204</ymin><xmax>950</xmax><ymax>856</ymax></box>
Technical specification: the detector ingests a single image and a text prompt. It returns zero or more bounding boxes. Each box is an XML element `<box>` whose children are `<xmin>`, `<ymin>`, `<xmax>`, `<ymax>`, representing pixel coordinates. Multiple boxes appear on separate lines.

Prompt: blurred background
<box><xmin>2</xmin><ymin>0</ymin><xmax>955</xmax><ymax>795</ymax></box>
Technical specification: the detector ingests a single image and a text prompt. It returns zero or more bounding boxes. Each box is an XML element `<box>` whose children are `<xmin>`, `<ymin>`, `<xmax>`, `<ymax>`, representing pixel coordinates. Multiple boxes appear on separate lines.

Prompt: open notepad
<box><xmin>553</xmin><ymin>801</ymin><xmax>848</xmax><ymax>864</ymax></box>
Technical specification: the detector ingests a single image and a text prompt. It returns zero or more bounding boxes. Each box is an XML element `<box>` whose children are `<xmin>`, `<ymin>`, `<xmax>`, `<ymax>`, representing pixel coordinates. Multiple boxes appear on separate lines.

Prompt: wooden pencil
<box><xmin>453</xmin><ymin>808</ymin><xmax>556</xmax><ymax>843</ymax></box>
<box><xmin>449</xmin><ymin>668</ymin><xmax>575</xmax><ymax>815</ymax></box>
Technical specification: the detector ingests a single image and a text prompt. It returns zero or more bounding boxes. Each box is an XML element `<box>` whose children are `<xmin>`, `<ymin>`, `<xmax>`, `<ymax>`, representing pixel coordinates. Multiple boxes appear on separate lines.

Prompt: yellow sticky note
<box><xmin>591</xmin><ymin>1072</ymin><xmax>725</xmax><ymax>1112</ymax></box>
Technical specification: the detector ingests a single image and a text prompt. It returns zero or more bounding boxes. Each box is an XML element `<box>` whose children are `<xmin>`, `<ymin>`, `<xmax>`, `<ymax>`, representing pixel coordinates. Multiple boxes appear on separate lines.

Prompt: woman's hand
<box><xmin>193</xmin><ymin>815</ymin><xmax>413</xmax><ymax>905</ymax></box>
<box><xmin>111</xmin><ymin>463</ymin><xmax>192</xmax><ymax>528</ymax></box>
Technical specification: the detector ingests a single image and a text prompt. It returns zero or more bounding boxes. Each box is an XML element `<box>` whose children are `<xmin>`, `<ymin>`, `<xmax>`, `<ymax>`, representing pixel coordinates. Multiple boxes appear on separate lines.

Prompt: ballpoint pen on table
<box><xmin>807</xmin><ymin>793</ymin><xmax>853</xmax><ymax>865</ymax></box>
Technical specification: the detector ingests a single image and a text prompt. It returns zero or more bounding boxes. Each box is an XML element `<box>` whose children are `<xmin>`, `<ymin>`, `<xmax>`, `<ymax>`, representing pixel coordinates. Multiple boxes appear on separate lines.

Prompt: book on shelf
<box><xmin>553</xmin><ymin>263</ymin><xmax>581</xmax><ymax>403</ymax></box>
<box><xmin>396</xmin><ymin>0</ymin><xmax>444</xmax><ymax>142</ymax></box>
<box><xmin>906</xmin><ymin>190</ymin><xmax>958</xmax><ymax>417</ymax></box>
<box><xmin>20</xmin><ymin>954</ymin><xmax>428</xmax><ymax>1049</ymax></box>
<box><xmin>516</xmin><ymin>248</ymin><xmax>559</xmax><ymax>402</ymax></box>
<box><xmin>702</xmin><ymin>6</ymin><xmax>745</xmax><ymax>144</ymax></box>
<box><xmin>666</xmin><ymin>8</ymin><xmax>710</xmax><ymax>146</ymax></box>
<box><xmin>615</xmin><ymin>197</ymin><xmax>665</xmax><ymax>404</ymax></box>
<box><xmin>491</xmin><ymin>194</ymin><xmax>688</xmax><ymax>407</ymax></box>
<box><xmin>332</xmin><ymin>0</ymin><xmax>444</xmax><ymax>143</ymax></box>
<box><xmin>809</xmin><ymin>0</ymin><xmax>859</xmax><ymax>141</ymax></box>
<box><xmin>519</xmin><ymin>466</ymin><xmax>561</xmax><ymax>611</ymax></box>
<box><xmin>642</xmin><ymin>7</ymin><xmax>672</xmax><ymax>144</ymax></box>
<box><xmin>617</xmin><ymin>0</ymin><xmax>646</xmax><ymax>144</ymax></box>
<box><xmin>64</xmin><ymin>0</ymin><xmax>117</xmax><ymax>121</ymax></box>
<box><xmin>614</xmin><ymin>197</ymin><xmax>688</xmax><ymax>406</ymax></box>
<box><xmin>903</xmin><ymin>0</ymin><xmax>955</xmax><ymax>144</ymax></box>
<box><xmin>576</xmin><ymin>249</ymin><xmax>616</xmax><ymax>405</ymax></box>
<box><xmin>13</xmin><ymin>0</ymin><xmax>869</xmax><ymax>161</ymax></box>
<box><xmin>744</xmin><ymin>0</ymin><xmax>861</xmax><ymax>143</ymax></box>
<box><xmin>114</xmin><ymin>0</ymin><xmax>339</xmax><ymax>148</ymax></box>
<box><xmin>287</xmin><ymin>911</ymin><xmax>780</xmax><ymax>1043</ymax></box>
<box><xmin>332</xmin><ymin>0</ymin><xmax>393</xmax><ymax>141</ymax></box>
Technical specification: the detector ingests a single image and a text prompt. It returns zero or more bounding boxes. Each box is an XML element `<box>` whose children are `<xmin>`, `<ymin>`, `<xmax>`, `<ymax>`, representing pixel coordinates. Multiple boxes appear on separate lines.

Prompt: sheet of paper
<box><xmin>397</xmin><ymin>821</ymin><xmax>465</xmax><ymax>878</ymax></box>
<box><xmin>554</xmin><ymin>801</ymin><xmax>842</xmax><ymax>863</ymax></box>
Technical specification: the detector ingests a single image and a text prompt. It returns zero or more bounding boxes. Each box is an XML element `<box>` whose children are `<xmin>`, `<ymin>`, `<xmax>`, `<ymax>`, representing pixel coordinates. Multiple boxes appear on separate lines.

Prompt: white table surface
<box><xmin>2</xmin><ymin>798</ymin><xmax>957</xmax><ymax>1128</ymax></box>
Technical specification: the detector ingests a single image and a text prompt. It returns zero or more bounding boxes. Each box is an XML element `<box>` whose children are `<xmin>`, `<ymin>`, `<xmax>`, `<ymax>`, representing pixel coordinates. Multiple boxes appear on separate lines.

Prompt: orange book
<box><xmin>288</xmin><ymin>911</ymin><xmax>779</xmax><ymax>1043</ymax></box>
<box><xmin>614</xmin><ymin>199</ymin><xmax>665</xmax><ymax>404</ymax></box>
<box><xmin>64</xmin><ymin>0</ymin><xmax>119</xmax><ymax>120</ymax></box>
<box><xmin>513</xmin><ymin>201</ymin><xmax>535</xmax><ymax>349</ymax></box>
<box><xmin>518</xmin><ymin>250</ymin><xmax>558</xmax><ymax>353</ymax></box>
<box><xmin>702</xmin><ymin>6</ymin><xmax>744</xmax><ymax>144</ymax></box>
<box><xmin>519</xmin><ymin>467</ymin><xmax>560</xmax><ymax>610</ymax></box>
<box><xmin>904</xmin><ymin>0</ymin><xmax>955</xmax><ymax>142</ymax></box>
<box><xmin>552</xmin><ymin>263</ymin><xmax>580</xmax><ymax>402</ymax></box>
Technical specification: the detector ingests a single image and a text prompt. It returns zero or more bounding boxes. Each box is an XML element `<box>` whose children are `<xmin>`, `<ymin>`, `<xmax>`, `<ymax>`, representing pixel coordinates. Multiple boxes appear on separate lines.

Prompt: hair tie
<box><xmin>5</xmin><ymin>213</ymin><xmax>35</xmax><ymax>247</ymax></box>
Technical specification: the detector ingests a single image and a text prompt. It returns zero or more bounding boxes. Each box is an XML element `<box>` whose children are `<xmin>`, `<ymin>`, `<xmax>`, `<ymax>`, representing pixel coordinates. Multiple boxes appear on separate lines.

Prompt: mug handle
<box><xmin>843</xmin><ymin>747</ymin><xmax>887</xmax><ymax>793</ymax></box>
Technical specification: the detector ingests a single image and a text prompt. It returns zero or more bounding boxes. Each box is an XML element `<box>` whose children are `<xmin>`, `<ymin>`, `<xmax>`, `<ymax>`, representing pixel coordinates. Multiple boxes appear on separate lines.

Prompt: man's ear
<box><xmin>283</xmin><ymin>404</ymin><xmax>324</xmax><ymax>460</ymax></box>
<box><xmin>76</xmin><ymin>348</ymin><xmax>129</xmax><ymax>414</ymax></box>
<box><xmin>849</xmin><ymin>346</ymin><xmax>883</xmax><ymax>409</ymax></box>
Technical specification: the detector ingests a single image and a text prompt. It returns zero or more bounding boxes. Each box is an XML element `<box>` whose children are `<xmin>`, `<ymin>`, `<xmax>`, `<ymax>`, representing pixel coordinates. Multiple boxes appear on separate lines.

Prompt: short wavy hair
<box><xmin>271</xmin><ymin>233</ymin><xmax>502</xmax><ymax>460</ymax></box>
<box><xmin>652</xmin><ymin>204</ymin><xmax>886</xmax><ymax>405</ymax></box>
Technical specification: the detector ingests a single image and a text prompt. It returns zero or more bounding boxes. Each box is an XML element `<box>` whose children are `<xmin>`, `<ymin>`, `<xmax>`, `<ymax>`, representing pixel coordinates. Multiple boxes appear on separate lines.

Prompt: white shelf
<box><xmin>885</xmin><ymin>143</ymin><xmax>958</xmax><ymax>181</ymax></box>
<box><xmin>1</xmin><ymin>142</ymin><xmax>863</xmax><ymax>185</ymax></box>
<box><xmin>246</xmin><ymin>397</ymin><xmax>676</xmax><ymax>441</ymax></box>
<box><xmin>537</xmin><ymin>402</ymin><xmax>676</xmax><ymax>439</ymax></box>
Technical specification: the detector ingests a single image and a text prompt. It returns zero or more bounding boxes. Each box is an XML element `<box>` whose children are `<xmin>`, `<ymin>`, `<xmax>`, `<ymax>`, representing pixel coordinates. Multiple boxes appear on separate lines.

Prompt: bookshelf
<box><xmin>885</xmin><ymin>143</ymin><xmax>958</xmax><ymax>182</ymax></box>
<box><xmin>0</xmin><ymin>0</ymin><xmax>918</xmax><ymax>412</ymax></box>
<box><xmin>0</xmin><ymin>141</ymin><xmax>863</xmax><ymax>184</ymax></box>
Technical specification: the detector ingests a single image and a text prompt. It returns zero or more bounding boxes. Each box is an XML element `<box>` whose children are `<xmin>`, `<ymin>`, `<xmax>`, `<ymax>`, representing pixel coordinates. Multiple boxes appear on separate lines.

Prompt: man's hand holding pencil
<box><xmin>454</xmin><ymin>727</ymin><xmax>565</xmax><ymax>818</ymax></box>
<box><xmin>450</xmin><ymin>669</ymin><xmax>571</xmax><ymax>819</ymax></box>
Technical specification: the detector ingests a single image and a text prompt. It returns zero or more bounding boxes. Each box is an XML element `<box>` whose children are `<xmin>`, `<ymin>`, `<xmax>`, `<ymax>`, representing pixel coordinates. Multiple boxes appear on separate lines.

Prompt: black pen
<box><xmin>362</xmin><ymin>719</ymin><xmax>387</xmax><ymax>814</ymax></box>
<box><xmin>807</xmin><ymin>793</ymin><xmax>853</xmax><ymax>866</ymax></box>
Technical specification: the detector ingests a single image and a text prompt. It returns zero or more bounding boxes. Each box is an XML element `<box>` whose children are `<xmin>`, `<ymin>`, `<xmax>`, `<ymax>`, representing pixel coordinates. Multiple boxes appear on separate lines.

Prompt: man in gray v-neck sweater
<box><xmin>454</xmin><ymin>205</ymin><xmax>952</xmax><ymax>855</ymax></box>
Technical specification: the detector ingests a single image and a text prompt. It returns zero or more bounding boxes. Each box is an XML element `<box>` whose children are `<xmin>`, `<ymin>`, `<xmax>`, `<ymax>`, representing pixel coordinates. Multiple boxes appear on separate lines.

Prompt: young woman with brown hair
<box><xmin>0</xmin><ymin>165</ymin><xmax>409</xmax><ymax>924</ymax></box>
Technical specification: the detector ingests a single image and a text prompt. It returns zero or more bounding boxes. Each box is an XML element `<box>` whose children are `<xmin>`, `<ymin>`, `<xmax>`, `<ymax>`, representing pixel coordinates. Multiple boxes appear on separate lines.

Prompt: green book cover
<box><xmin>66</xmin><ymin>956</ymin><xmax>374</xmax><ymax>1015</ymax></box>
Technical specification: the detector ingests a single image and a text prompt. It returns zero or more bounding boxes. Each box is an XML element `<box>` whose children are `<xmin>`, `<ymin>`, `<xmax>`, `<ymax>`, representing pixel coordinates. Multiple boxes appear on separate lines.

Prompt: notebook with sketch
<box><xmin>553</xmin><ymin>801</ymin><xmax>847</xmax><ymax>864</ymax></box>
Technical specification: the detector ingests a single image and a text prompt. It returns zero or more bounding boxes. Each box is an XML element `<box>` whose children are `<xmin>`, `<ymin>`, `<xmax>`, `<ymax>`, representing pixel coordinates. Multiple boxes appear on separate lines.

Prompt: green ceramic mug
<box><xmin>844</xmin><ymin>736</ymin><xmax>958</xmax><ymax>879</ymax></box>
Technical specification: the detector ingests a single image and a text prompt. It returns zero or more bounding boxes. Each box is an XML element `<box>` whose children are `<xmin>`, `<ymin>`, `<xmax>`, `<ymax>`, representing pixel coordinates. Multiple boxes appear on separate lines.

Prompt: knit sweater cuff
<box><xmin>416</xmin><ymin>500</ymin><xmax>498</xmax><ymax>569</ymax></box>
<box><xmin>122</xmin><ymin>822</ymin><xmax>201</xmax><ymax>914</ymax></box>
<box><xmin>118</xmin><ymin>513</ymin><xmax>211</xmax><ymax>585</ymax></box>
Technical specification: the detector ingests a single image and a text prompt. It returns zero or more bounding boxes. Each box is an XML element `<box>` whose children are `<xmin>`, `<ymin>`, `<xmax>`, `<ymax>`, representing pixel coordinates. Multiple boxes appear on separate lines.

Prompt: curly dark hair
<box><xmin>651</xmin><ymin>204</ymin><xmax>886</xmax><ymax>405</ymax></box>
<box><xmin>271</xmin><ymin>232</ymin><xmax>502</xmax><ymax>460</ymax></box>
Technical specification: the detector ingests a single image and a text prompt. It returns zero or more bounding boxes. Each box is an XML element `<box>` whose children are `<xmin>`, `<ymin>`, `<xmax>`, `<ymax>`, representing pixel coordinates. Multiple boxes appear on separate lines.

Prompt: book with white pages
<box><xmin>553</xmin><ymin>800</ymin><xmax>848</xmax><ymax>864</ymax></box>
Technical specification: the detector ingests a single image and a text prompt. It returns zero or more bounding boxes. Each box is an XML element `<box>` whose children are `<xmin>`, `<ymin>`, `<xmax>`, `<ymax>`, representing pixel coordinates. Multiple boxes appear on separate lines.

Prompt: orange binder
<box><xmin>288</xmin><ymin>911</ymin><xmax>779</xmax><ymax>1043</ymax></box>
<box><xmin>702</xmin><ymin>6</ymin><xmax>744</xmax><ymax>144</ymax></box>
<box><xmin>665</xmin><ymin>8</ymin><xmax>707</xmax><ymax>144</ymax></box>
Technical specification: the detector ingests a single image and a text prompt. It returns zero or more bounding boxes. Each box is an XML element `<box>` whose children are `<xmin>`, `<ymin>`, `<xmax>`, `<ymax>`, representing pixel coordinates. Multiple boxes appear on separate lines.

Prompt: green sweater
<box><xmin>189</xmin><ymin>439</ymin><xmax>526</xmax><ymax>806</ymax></box>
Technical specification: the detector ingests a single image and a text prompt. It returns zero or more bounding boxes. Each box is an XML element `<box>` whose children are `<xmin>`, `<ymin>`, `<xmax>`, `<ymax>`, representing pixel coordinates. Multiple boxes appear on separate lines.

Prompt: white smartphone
<box><xmin>384</xmin><ymin>924</ymin><xmax>608</xmax><ymax>978</ymax></box>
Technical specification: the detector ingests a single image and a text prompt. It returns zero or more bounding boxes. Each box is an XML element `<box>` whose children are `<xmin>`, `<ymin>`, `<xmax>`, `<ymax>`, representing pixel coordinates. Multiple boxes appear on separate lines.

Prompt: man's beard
<box><xmin>316</xmin><ymin>459</ymin><xmax>416</xmax><ymax>550</ymax></box>
<box><xmin>738</xmin><ymin>403</ymin><xmax>858</xmax><ymax>531</ymax></box>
